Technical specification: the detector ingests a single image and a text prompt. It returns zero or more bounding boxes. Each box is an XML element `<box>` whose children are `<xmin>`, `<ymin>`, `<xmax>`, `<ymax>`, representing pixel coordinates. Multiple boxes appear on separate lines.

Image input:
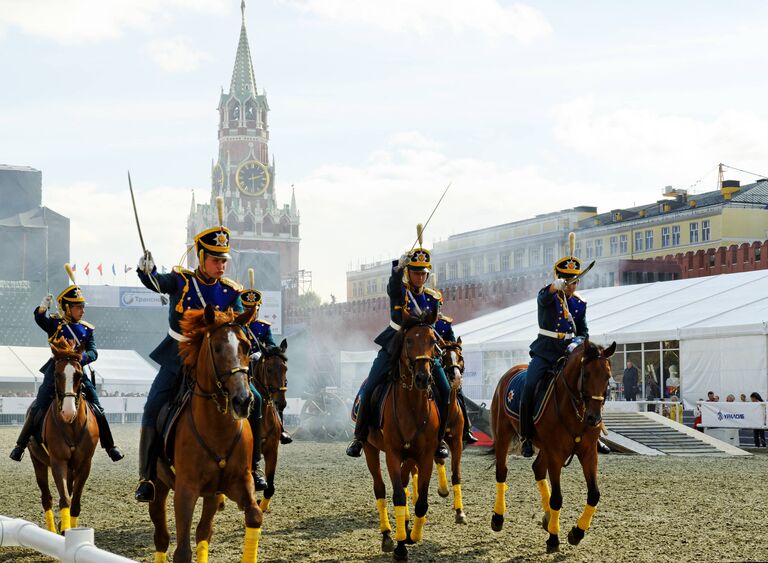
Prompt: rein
<box><xmin>192</xmin><ymin>322</ymin><xmax>250</xmax><ymax>415</ymax></box>
<box><xmin>51</xmin><ymin>363</ymin><xmax>90</xmax><ymax>453</ymax></box>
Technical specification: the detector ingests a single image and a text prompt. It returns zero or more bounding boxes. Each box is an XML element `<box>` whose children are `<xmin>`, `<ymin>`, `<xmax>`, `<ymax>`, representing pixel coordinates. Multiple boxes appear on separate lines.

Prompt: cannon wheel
<box><xmin>298</xmin><ymin>390</ymin><xmax>352</xmax><ymax>441</ymax></box>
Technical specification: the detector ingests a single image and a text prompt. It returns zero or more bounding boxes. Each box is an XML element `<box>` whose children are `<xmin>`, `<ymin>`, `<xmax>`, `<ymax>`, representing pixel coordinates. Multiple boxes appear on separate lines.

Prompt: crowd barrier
<box><xmin>0</xmin><ymin>516</ymin><xmax>136</xmax><ymax>562</ymax></box>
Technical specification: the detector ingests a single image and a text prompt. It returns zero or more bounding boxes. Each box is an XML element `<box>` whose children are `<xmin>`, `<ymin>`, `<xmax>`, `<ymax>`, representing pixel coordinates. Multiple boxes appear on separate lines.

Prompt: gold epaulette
<box><xmin>438</xmin><ymin>314</ymin><xmax>453</xmax><ymax>323</ymax></box>
<box><xmin>221</xmin><ymin>277</ymin><xmax>243</xmax><ymax>291</ymax></box>
<box><xmin>172</xmin><ymin>266</ymin><xmax>194</xmax><ymax>276</ymax></box>
<box><xmin>79</xmin><ymin>320</ymin><xmax>95</xmax><ymax>329</ymax></box>
<box><xmin>255</xmin><ymin>319</ymin><xmax>271</xmax><ymax>326</ymax></box>
<box><xmin>424</xmin><ymin>287</ymin><xmax>442</xmax><ymax>301</ymax></box>
<box><xmin>572</xmin><ymin>292</ymin><xmax>586</xmax><ymax>303</ymax></box>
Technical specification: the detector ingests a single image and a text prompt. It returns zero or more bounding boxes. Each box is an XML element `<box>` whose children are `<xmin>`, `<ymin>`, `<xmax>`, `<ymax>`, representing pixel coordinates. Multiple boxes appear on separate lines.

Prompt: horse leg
<box><xmin>410</xmin><ymin>454</ymin><xmax>433</xmax><ymax>544</ymax></box>
<box><xmin>172</xmin><ymin>486</ymin><xmax>197</xmax><ymax>563</ymax></box>
<box><xmin>149</xmin><ymin>479</ymin><xmax>171</xmax><ymax>562</ymax></box>
<box><xmin>491</xmin><ymin>422</ymin><xmax>511</xmax><ymax>532</ymax></box>
<box><xmin>195</xmin><ymin>495</ymin><xmax>219</xmax><ymax>563</ymax></box>
<box><xmin>568</xmin><ymin>449</ymin><xmax>600</xmax><ymax>546</ymax></box>
<box><xmin>384</xmin><ymin>451</ymin><xmax>408</xmax><ymax>561</ymax></box>
<box><xmin>364</xmin><ymin>443</ymin><xmax>394</xmax><ymax>553</ymax></box>
<box><xmin>449</xmin><ymin>430</ymin><xmax>466</xmax><ymax>524</ymax></box>
<box><xmin>31</xmin><ymin>455</ymin><xmax>55</xmax><ymax>532</ymax></box>
<box><xmin>50</xmin><ymin>459</ymin><xmax>71</xmax><ymax>533</ymax></box>
<box><xmin>240</xmin><ymin>477</ymin><xmax>263</xmax><ymax>563</ymax></box>
<box><xmin>69</xmin><ymin>458</ymin><xmax>93</xmax><ymax>529</ymax></box>
<box><xmin>533</xmin><ymin>451</ymin><xmax>551</xmax><ymax>531</ymax></box>
<box><xmin>399</xmin><ymin>460</ymin><xmax>416</xmax><ymax>545</ymax></box>
<box><xmin>544</xmin><ymin>461</ymin><xmax>564</xmax><ymax>554</ymax></box>
<box><xmin>435</xmin><ymin>459</ymin><xmax>449</xmax><ymax>498</ymax></box>
<box><xmin>259</xmin><ymin>441</ymin><xmax>278</xmax><ymax>513</ymax></box>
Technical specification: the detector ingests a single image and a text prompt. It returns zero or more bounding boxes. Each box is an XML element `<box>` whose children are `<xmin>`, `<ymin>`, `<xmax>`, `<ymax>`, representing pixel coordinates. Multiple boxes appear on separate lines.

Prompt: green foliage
<box><xmin>298</xmin><ymin>291</ymin><xmax>322</xmax><ymax>308</ymax></box>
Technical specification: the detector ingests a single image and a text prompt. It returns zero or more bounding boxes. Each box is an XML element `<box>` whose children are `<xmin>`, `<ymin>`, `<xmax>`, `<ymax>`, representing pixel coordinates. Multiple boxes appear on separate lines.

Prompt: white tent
<box><xmin>0</xmin><ymin>346</ymin><xmax>156</xmax><ymax>394</ymax></box>
<box><xmin>452</xmin><ymin>270</ymin><xmax>768</xmax><ymax>408</ymax></box>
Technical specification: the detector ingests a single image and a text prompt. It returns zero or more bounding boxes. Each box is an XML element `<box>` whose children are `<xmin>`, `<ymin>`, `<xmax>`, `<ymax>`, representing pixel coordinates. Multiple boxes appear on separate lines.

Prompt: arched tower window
<box><xmin>262</xmin><ymin>216</ymin><xmax>274</xmax><ymax>236</ymax></box>
<box><xmin>229</xmin><ymin>101</ymin><xmax>240</xmax><ymax>123</ymax></box>
<box><xmin>280</xmin><ymin>216</ymin><xmax>290</xmax><ymax>234</ymax></box>
<box><xmin>244</xmin><ymin>212</ymin><xmax>256</xmax><ymax>233</ymax></box>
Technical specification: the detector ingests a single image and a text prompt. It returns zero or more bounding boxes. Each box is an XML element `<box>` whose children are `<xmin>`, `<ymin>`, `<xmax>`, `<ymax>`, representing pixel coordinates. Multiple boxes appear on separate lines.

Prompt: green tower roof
<box><xmin>229</xmin><ymin>0</ymin><xmax>257</xmax><ymax>102</ymax></box>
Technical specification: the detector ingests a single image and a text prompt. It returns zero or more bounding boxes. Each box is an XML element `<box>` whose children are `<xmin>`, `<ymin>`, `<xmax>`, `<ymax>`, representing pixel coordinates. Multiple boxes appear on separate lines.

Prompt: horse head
<box><xmin>50</xmin><ymin>337</ymin><xmax>84</xmax><ymax>424</ymax></box>
<box><xmin>398</xmin><ymin>307</ymin><xmax>439</xmax><ymax>391</ymax></box>
<box><xmin>254</xmin><ymin>338</ymin><xmax>288</xmax><ymax>411</ymax></box>
<box><xmin>566</xmin><ymin>340</ymin><xmax>616</xmax><ymax>427</ymax></box>
<box><xmin>180</xmin><ymin>304</ymin><xmax>256</xmax><ymax>420</ymax></box>
<box><xmin>440</xmin><ymin>336</ymin><xmax>464</xmax><ymax>389</ymax></box>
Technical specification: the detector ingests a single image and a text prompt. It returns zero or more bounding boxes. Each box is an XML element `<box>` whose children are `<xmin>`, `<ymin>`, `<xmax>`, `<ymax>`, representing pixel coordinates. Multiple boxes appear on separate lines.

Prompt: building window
<box><xmin>586</xmin><ymin>240</ymin><xmax>594</xmax><ymax>259</ymax></box>
<box><xmin>702</xmin><ymin>220</ymin><xmax>710</xmax><ymax>242</ymax></box>
<box><xmin>448</xmin><ymin>262</ymin><xmax>458</xmax><ymax>280</ymax></box>
<box><xmin>619</xmin><ymin>234</ymin><xmax>628</xmax><ymax>254</ymax></box>
<box><xmin>500</xmin><ymin>254</ymin><xmax>510</xmax><ymax>272</ymax></box>
<box><xmin>635</xmin><ymin>231</ymin><xmax>643</xmax><ymax>252</ymax></box>
<box><xmin>530</xmin><ymin>248</ymin><xmax>540</xmax><ymax>266</ymax></box>
<box><xmin>543</xmin><ymin>247</ymin><xmax>553</xmax><ymax>266</ymax></box>
<box><xmin>610</xmin><ymin>236</ymin><xmax>618</xmax><ymax>255</ymax></box>
<box><xmin>437</xmin><ymin>265</ymin><xmax>446</xmax><ymax>281</ymax></box>
<box><xmin>461</xmin><ymin>260</ymin><xmax>471</xmax><ymax>278</ymax></box>
<box><xmin>756</xmin><ymin>247</ymin><xmax>762</xmax><ymax>262</ymax></box>
<box><xmin>487</xmin><ymin>255</ymin><xmax>497</xmax><ymax>273</ymax></box>
<box><xmin>661</xmin><ymin>227</ymin><xmax>670</xmax><ymax>248</ymax></box>
<box><xmin>645</xmin><ymin>230</ymin><xmax>654</xmax><ymax>250</ymax></box>
<box><xmin>595</xmin><ymin>239</ymin><xmax>603</xmax><ymax>257</ymax></box>
<box><xmin>672</xmin><ymin>225</ymin><xmax>680</xmax><ymax>246</ymax></box>
<box><xmin>514</xmin><ymin>249</ymin><xmax>524</xmax><ymax>269</ymax></box>
<box><xmin>574</xmin><ymin>242</ymin><xmax>581</xmax><ymax>257</ymax></box>
<box><xmin>690</xmin><ymin>222</ymin><xmax>699</xmax><ymax>243</ymax></box>
<box><xmin>473</xmin><ymin>257</ymin><xmax>483</xmax><ymax>275</ymax></box>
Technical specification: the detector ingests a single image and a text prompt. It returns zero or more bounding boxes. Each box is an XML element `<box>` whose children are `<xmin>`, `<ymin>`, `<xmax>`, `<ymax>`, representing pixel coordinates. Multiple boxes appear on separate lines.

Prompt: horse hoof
<box><xmin>541</xmin><ymin>512</ymin><xmax>550</xmax><ymax>531</ymax></box>
<box><xmin>568</xmin><ymin>526</ymin><xmax>585</xmax><ymax>546</ymax></box>
<box><xmin>491</xmin><ymin>512</ymin><xmax>504</xmax><ymax>532</ymax></box>
<box><xmin>455</xmin><ymin>510</ymin><xmax>467</xmax><ymax>525</ymax></box>
<box><xmin>438</xmin><ymin>487</ymin><xmax>449</xmax><ymax>498</ymax></box>
<box><xmin>404</xmin><ymin>522</ymin><xmax>415</xmax><ymax>545</ymax></box>
<box><xmin>546</xmin><ymin>534</ymin><xmax>560</xmax><ymax>554</ymax></box>
<box><xmin>393</xmin><ymin>541</ymin><xmax>408</xmax><ymax>561</ymax></box>
<box><xmin>381</xmin><ymin>531</ymin><xmax>395</xmax><ymax>553</ymax></box>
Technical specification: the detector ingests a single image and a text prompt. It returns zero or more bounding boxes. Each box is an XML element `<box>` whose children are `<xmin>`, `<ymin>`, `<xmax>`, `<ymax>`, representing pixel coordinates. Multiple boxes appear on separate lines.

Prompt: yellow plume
<box><xmin>417</xmin><ymin>223</ymin><xmax>424</xmax><ymax>247</ymax></box>
<box><xmin>569</xmin><ymin>232</ymin><xmax>576</xmax><ymax>256</ymax></box>
<box><xmin>216</xmin><ymin>196</ymin><xmax>225</xmax><ymax>226</ymax></box>
<box><xmin>64</xmin><ymin>263</ymin><xmax>76</xmax><ymax>284</ymax></box>
<box><xmin>248</xmin><ymin>268</ymin><xmax>255</xmax><ymax>288</ymax></box>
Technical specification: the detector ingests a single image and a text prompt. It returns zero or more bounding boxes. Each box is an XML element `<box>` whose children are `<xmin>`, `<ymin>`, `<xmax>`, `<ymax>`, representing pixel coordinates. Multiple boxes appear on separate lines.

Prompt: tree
<box><xmin>297</xmin><ymin>291</ymin><xmax>322</xmax><ymax>308</ymax></box>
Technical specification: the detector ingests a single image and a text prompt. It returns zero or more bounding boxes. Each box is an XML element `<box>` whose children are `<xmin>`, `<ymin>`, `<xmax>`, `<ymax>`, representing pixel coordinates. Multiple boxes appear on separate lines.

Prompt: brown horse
<box><xmin>490</xmin><ymin>340</ymin><xmax>616</xmax><ymax>553</ymax></box>
<box><xmin>363</xmin><ymin>308</ymin><xmax>441</xmax><ymax>561</ymax></box>
<box><xmin>28</xmin><ymin>337</ymin><xmax>99</xmax><ymax>533</ymax></box>
<box><xmin>432</xmin><ymin>337</ymin><xmax>467</xmax><ymax>524</ymax></box>
<box><xmin>148</xmin><ymin>305</ymin><xmax>262</xmax><ymax>563</ymax></box>
<box><xmin>251</xmin><ymin>338</ymin><xmax>288</xmax><ymax>513</ymax></box>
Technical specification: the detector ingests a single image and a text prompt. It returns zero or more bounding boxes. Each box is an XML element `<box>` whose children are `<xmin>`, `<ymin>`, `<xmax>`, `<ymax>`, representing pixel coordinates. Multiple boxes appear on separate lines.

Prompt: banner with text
<box><xmin>700</xmin><ymin>401</ymin><xmax>767</xmax><ymax>429</ymax></box>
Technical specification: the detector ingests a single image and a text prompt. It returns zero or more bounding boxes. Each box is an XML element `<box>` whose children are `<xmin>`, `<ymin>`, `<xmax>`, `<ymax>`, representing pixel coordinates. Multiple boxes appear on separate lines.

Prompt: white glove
<box><xmin>396</xmin><ymin>253</ymin><xmax>410</xmax><ymax>270</ymax></box>
<box><xmin>552</xmin><ymin>278</ymin><xmax>566</xmax><ymax>291</ymax></box>
<box><xmin>249</xmin><ymin>351</ymin><xmax>262</xmax><ymax>362</ymax></box>
<box><xmin>138</xmin><ymin>250</ymin><xmax>155</xmax><ymax>274</ymax></box>
<box><xmin>39</xmin><ymin>293</ymin><xmax>53</xmax><ymax>311</ymax></box>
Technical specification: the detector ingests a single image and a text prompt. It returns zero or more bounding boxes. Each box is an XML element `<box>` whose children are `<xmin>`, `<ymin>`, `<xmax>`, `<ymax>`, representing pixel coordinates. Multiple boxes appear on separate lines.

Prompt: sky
<box><xmin>2</xmin><ymin>0</ymin><xmax>768</xmax><ymax>300</ymax></box>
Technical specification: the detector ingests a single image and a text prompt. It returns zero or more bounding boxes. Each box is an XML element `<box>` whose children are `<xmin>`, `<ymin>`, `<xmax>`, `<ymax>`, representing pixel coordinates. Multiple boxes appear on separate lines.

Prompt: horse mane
<box><xmin>389</xmin><ymin>309</ymin><xmax>436</xmax><ymax>372</ymax></box>
<box><xmin>178</xmin><ymin>308</ymin><xmax>238</xmax><ymax>369</ymax></box>
<box><xmin>50</xmin><ymin>336</ymin><xmax>81</xmax><ymax>362</ymax></box>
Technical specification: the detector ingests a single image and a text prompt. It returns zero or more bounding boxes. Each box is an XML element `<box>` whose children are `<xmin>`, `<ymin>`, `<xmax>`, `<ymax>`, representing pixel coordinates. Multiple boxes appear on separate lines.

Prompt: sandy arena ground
<box><xmin>0</xmin><ymin>424</ymin><xmax>766</xmax><ymax>562</ymax></box>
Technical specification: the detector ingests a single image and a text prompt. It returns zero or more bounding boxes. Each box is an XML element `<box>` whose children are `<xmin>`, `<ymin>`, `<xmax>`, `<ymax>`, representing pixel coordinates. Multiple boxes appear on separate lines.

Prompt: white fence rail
<box><xmin>0</xmin><ymin>516</ymin><xmax>137</xmax><ymax>562</ymax></box>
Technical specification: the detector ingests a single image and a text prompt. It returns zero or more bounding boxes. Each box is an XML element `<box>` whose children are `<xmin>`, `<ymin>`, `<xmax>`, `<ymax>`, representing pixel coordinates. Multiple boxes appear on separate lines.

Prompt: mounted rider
<box><xmin>9</xmin><ymin>265</ymin><xmax>124</xmax><ymax>463</ymax></box>
<box><xmin>134</xmin><ymin>197</ymin><xmax>243</xmax><ymax>502</ymax></box>
<box><xmin>240</xmin><ymin>271</ymin><xmax>292</xmax><ymax>491</ymax></box>
<box><xmin>434</xmin><ymin>313</ymin><xmax>478</xmax><ymax>444</ymax></box>
<box><xmin>346</xmin><ymin>230</ymin><xmax>452</xmax><ymax>459</ymax></box>
<box><xmin>520</xmin><ymin>232</ymin><xmax>589</xmax><ymax>458</ymax></box>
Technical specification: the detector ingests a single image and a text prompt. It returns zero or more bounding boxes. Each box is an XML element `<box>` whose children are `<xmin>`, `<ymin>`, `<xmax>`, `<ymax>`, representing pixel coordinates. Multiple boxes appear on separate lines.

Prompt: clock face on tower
<box><xmin>235</xmin><ymin>159</ymin><xmax>270</xmax><ymax>197</ymax></box>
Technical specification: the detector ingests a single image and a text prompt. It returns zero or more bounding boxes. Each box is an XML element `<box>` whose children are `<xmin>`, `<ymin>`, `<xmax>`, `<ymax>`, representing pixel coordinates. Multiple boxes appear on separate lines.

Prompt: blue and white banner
<box><xmin>700</xmin><ymin>401</ymin><xmax>767</xmax><ymax>429</ymax></box>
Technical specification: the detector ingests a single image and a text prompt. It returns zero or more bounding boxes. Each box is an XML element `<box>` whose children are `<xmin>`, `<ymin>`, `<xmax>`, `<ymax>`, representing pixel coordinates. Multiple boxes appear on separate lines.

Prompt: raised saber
<box><xmin>408</xmin><ymin>181</ymin><xmax>452</xmax><ymax>253</ymax></box>
<box><xmin>566</xmin><ymin>260</ymin><xmax>595</xmax><ymax>286</ymax></box>
<box><xmin>128</xmin><ymin>171</ymin><xmax>168</xmax><ymax>305</ymax></box>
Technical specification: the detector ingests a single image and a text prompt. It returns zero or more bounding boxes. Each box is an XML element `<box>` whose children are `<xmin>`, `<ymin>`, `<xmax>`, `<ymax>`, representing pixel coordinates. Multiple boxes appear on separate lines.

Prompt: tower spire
<box><xmin>230</xmin><ymin>0</ymin><xmax>257</xmax><ymax>101</ymax></box>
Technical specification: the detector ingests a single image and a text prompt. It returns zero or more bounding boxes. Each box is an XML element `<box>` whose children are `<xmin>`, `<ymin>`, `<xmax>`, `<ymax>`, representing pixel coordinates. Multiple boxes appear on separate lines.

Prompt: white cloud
<box><xmin>145</xmin><ymin>36</ymin><xmax>212</xmax><ymax>73</ymax></box>
<box><xmin>551</xmin><ymin>98</ymin><xmax>768</xmax><ymax>188</ymax></box>
<box><xmin>0</xmin><ymin>0</ymin><xmax>228</xmax><ymax>45</ymax></box>
<box><xmin>283</xmin><ymin>0</ymin><xmax>552</xmax><ymax>41</ymax></box>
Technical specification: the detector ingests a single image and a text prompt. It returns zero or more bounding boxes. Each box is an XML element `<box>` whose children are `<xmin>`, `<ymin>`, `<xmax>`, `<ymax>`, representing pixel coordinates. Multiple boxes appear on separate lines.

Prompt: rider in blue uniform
<box><xmin>520</xmin><ymin>233</ymin><xmax>589</xmax><ymax>458</ymax></box>
<box><xmin>9</xmin><ymin>270</ymin><xmax>124</xmax><ymax>462</ymax></box>
<box><xmin>434</xmin><ymin>313</ymin><xmax>477</xmax><ymax>444</ymax></box>
<box><xmin>134</xmin><ymin>206</ymin><xmax>243</xmax><ymax>502</ymax></box>
<box><xmin>240</xmin><ymin>279</ymin><xmax>292</xmax><ymax>491</ymax></box>
<box><xmin>346</xmin><ymin>242</ymin><xmax>451</xmax><ymax>459</ymax></box>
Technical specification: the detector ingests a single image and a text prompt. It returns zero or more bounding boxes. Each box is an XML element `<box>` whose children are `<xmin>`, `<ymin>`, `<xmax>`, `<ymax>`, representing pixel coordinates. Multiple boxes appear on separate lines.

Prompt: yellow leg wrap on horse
<box><xmin>44</xmin><ymin>509</ymin><xmax>55</xmax><ymax>532</ymax></box>
<box><xmin>71</xmin><ymin>516</ymin><xmax>78</xmax><ymax>528</ymax></box>
<box><xmin>493</xmin><ymin>482</ymin><xmax>507</xmax><ymax>515</ymax></box>
<box><xmin>547</xmin><ymin>508</ymin><xmax>561</xmax><ymax>535</ymax></box>
<box><xmin>59</xmin><ymin>507</ymin><xmax>70</xmax><ymax>532</ymax></box>
<box><xmin>376</xmin><ymin>498</ymin><xmax>392</xmax><ymax>533</ymax></box>
<box><xmin>577</xmin><ymin>503</ymin><xmax>597</xmax><ymax>531</ymax></box>
<box><xmin>196</xmin><ymin>540</ymin><xmax>209</xmax><ymax>563</ymax></box>
<box><xmin>394</xmin><ymin>506</ymin><xmax>407</xmax><ymax>542</ymax></box>
<box><xmin>412</xmin><ymin>474</ymin><xmax>419</xmax><ymax>504</ymax></box>
<box><xmin>153</xmin><ymin>552</ymin><xmax>167</xmax><ymax>563</ymax></box>
<box><xmin>259</xmin><ymin>497</ymin><xmax>271</xmax><ymax>512</ymax></box>
<box><xmin>403</xmin><ymin>489</ymin><xmax>411</xmax><ymax>520</ymax></box>
<box><xmin>411</xmin><ymin>515</ymin><xmax>426</xmax><ymax>542</ymax></box>
<box><xmin>452</xmin><ymin>484</ymin><xmax>463</xmax><ymax>510</ymax></box>
<box><xmin>437</xmin><ymin>464</ymin><xmax>448</xmax><ymax>492</ymax></box>
<box><xmin>536</xmin><ymin>479</ymin><xmax>551</xmax><ymax>513</ymax></box>
<box><xmin>241</xmin><ymin>527</ymin><xmax>261</xmax><ymax>563</ymax></box>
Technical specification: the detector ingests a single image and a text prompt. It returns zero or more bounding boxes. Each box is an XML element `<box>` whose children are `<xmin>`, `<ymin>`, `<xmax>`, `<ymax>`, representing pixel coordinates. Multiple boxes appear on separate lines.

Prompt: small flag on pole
<box><xmin>97</xmin><ymin>264</ymin><xmax>103</xmax><ymax>276</ymax></box>
<box><xmin>124</xmin><ymin>264</ymin><xmax>133</xmax><ymax>273</ymax></box>
<box><xmin>84</xmin><ymin>263</ymin><xmax>90</xmax><ymax>276</ymax></box>
<box><xmin>112</xmin><ymin>264</ymin><xmax>116</xmax><ymax>276</ymax></box>
<box><xmin>71</xmin><ymin>264</ymin><xmax>77</xmax><ymax>272</ymax></box>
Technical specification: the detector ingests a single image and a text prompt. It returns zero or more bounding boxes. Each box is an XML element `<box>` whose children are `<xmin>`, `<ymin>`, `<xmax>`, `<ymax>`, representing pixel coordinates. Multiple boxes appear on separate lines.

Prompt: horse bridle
<box><xmin>400</xmin><ymin>324</ymin><xmax>437</xmax><ymax>391</ymax></box>
<box><xmin>54</xmin><ymin>358</ymin><xmax>83</xmax><ymax>412</ymax></box>
<box><xmin>251</xmin><ymin>350</ymin><xmax>288</xmax><ymax>405</ymax></box>
<box><xmin>194</xmin><ymin>322</ymin><xmax>251</xmax><ymax>415</ymax></box>
<box><xmin>558</xmin><ymin>351</ymin><xmax>607</xmax><ymax>426</ymax></box>
<box><xmin>441</xmin><ymin>343</ymin><xmax>464</xmax><ymax>380</ymax></box>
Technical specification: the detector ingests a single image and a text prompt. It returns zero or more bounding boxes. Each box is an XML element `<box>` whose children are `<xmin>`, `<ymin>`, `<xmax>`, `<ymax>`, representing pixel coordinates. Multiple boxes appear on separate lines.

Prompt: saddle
<box><xmin>503</xmin><ymin>368</ymin><xmax>557</xmax><ymax>424</ymax></box>
<box><xmin>31</xmin><ymin>397</ymin><xmax>95</xmax><ymax>451</ymax></box>
<box><xmin>156</xmin><ymin>376</ymin><xmax>192</xmax><ymax>466</ymax></box>
<box><xmin>351</xmin><ymin>379</ymin><xmax>392</xmax><ymax>429</ymax></box>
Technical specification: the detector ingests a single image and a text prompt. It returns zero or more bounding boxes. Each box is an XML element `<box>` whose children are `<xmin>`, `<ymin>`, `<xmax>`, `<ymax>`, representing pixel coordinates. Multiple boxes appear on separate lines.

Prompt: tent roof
<box><xmin>454</xmin><ymin>270</ymin><xmax>768</xmax><ymax>351</ymax></box>
<box><xmin>0</xmin><ymin>346</ymin><xmax>156</xmax><ymax>384</ymax></box>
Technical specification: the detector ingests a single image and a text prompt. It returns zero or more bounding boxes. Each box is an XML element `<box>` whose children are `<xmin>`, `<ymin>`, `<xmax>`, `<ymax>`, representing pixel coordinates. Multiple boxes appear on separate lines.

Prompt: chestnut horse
<box><xmin>363</xmin><ymin>308</ymin><xmax>441</xmax><ymax>561</ymax></box>
<box><xmin>251</xmin><ymin>338</ymin><xmax>288</xmax><ymax>513</ymax></box>
<box><xmin>148</xmin><ymin>305</ymin><xmax>262</xmax><ymax>563</ymax></box>
<box><xmin>28</xmin><ymin>337</ymin><xmax>99</xmax><ymax>533</ymax></box>
<box><xmin>490</xmin><ymin>340</ymin><xmax>616</xmax><ymax>553</ymax></box>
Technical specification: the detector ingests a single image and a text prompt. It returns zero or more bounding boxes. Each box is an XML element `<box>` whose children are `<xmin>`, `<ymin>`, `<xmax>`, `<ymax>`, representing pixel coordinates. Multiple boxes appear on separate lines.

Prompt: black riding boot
<box><xmin>457</xmin><ymin>392</ymin><xmax>478</xmax><ymax>444</ymax></box>
<box><xmin>92</xmin><ymin>405</ymin><xmax>124</xmax><ymax>462</ymax></box>
<box><xmin>435</xmin><ymin>398</ymin><xmax>450</xmax><ymax>459</ymax></box>
<box><xmin>520</xmin><ymin>384</ymin><xmax>535</xmax><ymax>458</ymax></box>
<box><xmin>346</xmin><ymin>399</ymin><xmax>369</xmax><ymax>458</ymax></box>
<box><xmin>278</xmin><ymin>408</ymin><xmax>293</xmax><ymax>444</ymax></box>
<box><xmin>9</xmin><ymin>406</ymin><xmax>38</xmax><ymax>461</ymax></box>
<box><xmin>249</xmin><ymin>414</ymin><xmax>268</xmax><ymax>491</ymax></box>
<box><xmin>135</xmin><ymin>426</ymin><xmax>158</xmax><ymax>502</ymax></box>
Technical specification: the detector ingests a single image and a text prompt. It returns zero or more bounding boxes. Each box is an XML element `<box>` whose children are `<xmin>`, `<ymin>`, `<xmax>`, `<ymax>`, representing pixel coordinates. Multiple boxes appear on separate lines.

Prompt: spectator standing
<box><xmin>623</xmin><ymin>360</ymin><xmax>639</xmax><ymax>401</ymax></box>
<box><xmin>750</xmin><ymin>392</ymin><xmax>766</xmax><ymax>448</ymax></box>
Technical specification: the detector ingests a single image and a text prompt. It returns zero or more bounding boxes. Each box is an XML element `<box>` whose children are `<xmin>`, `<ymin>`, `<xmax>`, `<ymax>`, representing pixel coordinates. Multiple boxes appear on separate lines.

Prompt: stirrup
<box><xmin>346</xmin><ymin>438</ymin><xmax>364</xmax><ymax>458</ymax></box>
<box><xmin>280</xmin><ymin>431</ymin><xmax>293</xmax><ymax>445</ymax></box>
<box><xmin>464</xmin><ymin>430</ymin><xmax>478</xmax><ymax>444</ymax></box>
<box><xmin>252</xmin><ymin>465</ymin><xmax>268</xmax><ymax>491</ymax></box>
<box><xmin>135</xmin><ymin>480</ymin><xmax>155</xmax><ymax>503</ymax></box>
<box><xmin>435</xmin><ymin>441</ymin><xmax>449</xmax><ymax>459</ymax></box>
